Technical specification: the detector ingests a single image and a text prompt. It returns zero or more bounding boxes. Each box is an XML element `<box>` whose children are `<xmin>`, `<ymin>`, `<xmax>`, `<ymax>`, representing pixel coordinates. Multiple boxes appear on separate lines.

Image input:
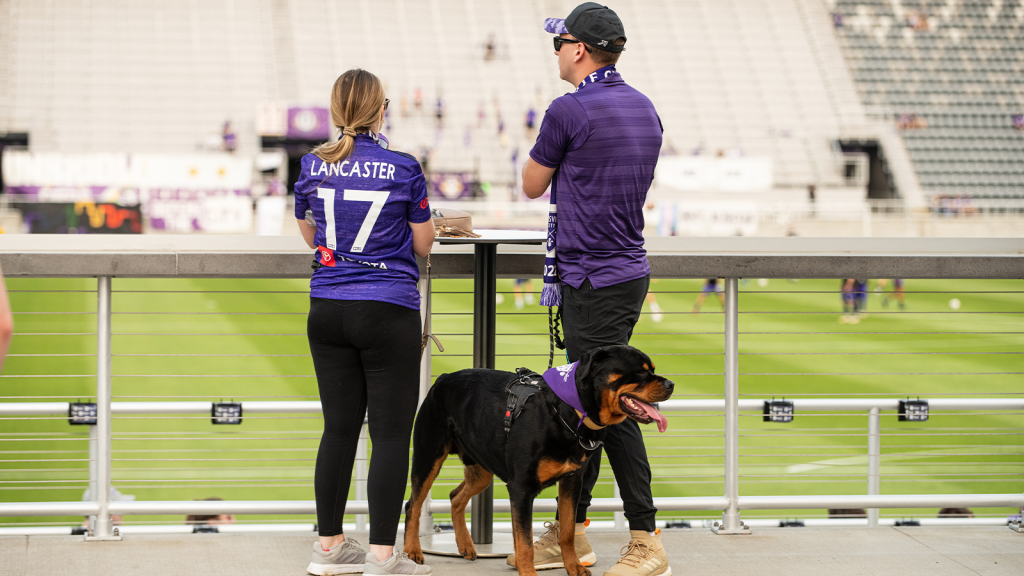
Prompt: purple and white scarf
<box><xmin>542</xmin><ymin>361</ymin><xmax>587</xmax><ymax>428</ymax></box>
<box><xmin>540</xmin><ymin>186</ymin><xmax>561</xmax><ymax>306</ymax></box>
<box><xmin>575</xmin><ymin>64</ymin><xmax>617</xmax><ymax>92</ymax></box>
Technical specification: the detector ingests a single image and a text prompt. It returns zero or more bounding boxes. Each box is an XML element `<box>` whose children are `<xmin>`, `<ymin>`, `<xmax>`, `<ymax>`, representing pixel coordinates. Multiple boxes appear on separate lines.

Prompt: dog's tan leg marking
<box><xmin>449</xmin><ymin>463</ymin><xmax>493</xmax><ymax>561</ymax></box>
<box><xmin>536</xmin><ymin>457</ymin><xmax>581</xmax><ymax>485</ymax></box>
<box><xmin>511</xmin><ymin>500</ymin><xmax>538</xmax><ymax>576</ymax></box>
<box><xmin>403</xmin><ymin>448</ymin><xmax>448</xmax><ymax>564</ymax></box>
<box><xmin>557</xmin><ymin>476</ymin><xmax>590</xmax><ymax>576</ymax></box>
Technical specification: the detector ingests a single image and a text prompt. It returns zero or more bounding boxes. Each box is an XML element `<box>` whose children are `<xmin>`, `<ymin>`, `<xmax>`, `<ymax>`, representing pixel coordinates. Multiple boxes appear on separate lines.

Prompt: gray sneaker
<box><xmin>364</xmin><ymin>551</ymin><xmax>432</xmax><ymax>575</ymax></box>
<box><xmin>306</xmin><ymin>539</ymin><xmax>366</xmax><ymax>575</ymax></box>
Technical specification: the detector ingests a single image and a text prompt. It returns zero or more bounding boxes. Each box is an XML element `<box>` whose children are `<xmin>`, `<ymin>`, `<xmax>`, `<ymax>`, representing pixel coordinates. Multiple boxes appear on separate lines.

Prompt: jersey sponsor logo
<box><xmin>310</xmin><ymin>159</ymin><xmax>397</xmax><ymax>181</ymax></box>
<box><xmin>419</xmin><ymin>198</ymin><xmax>429</xmax><ymax>210</ymax></box>
<box><xmin>316</xmin><ymin>244</ymin><xmax>388</xmax><ymax>270</ymax></box>
<box><xmin>317</xmin><ymin>245</ymin><xmax>337</xmax><ymax>267</ymax></box>
<box><xmin>336</xmin><ymin>253</ymin><xmax>388</xmax><ymax>269</ymax></box>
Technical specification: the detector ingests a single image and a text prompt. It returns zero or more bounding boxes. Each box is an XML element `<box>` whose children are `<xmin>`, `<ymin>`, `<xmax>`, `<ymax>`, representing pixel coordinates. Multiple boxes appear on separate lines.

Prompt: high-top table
<box><xmin>421</xmin><ymin>230</ymin><xmax>545</xmax><ymax>557</ymax></box>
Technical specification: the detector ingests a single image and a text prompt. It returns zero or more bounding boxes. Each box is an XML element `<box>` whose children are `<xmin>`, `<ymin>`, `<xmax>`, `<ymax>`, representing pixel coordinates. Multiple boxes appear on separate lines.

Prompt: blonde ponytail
<box><xmin>313</xmin><ymin>69</ymin><xmax>386</xmax><ymax>165</ymax></box>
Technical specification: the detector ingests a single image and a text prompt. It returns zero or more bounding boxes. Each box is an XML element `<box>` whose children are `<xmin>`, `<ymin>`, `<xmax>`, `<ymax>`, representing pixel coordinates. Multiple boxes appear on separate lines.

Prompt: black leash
<box><xmin>547</xmin><ymin>306</ymin><xmax>565</xmax><ymax>369</ymax></box>
<box><xmin>555</xmin><ymin>407</ymin><xmax>604</xmax><ymax>452</ymax></box>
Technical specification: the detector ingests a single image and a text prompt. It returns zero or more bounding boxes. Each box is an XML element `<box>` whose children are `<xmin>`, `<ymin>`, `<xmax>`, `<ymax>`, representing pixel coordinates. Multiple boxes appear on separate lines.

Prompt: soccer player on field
<box><xmin>840</xmin><ymin>278</ymin><xmax>869</xmax><ymax>324</ymax></box>
<box><xmin>691</xmin><ymin>278</ymin><xmax>726</xmax><ymax>314</ymax></box>
<box><xmin>876</xmin><ymin>278</ymin><xmax>906</xmax><ymax>309</ymax></box>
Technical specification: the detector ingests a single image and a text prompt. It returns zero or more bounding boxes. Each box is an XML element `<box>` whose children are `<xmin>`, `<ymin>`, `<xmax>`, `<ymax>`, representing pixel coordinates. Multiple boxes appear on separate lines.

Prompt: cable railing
<box><xmin>0</xmin><ymin>235</ymin><xmax>1021</xmax><ymax>539</ymax></box>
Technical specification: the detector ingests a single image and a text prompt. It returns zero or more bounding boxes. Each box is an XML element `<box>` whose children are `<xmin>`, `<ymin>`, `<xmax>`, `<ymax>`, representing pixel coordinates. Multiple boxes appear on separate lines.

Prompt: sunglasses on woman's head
<box><xmin>384</xmin><ymin>98</ymin><xmax>390</xmax><ymax>111</ymax></box>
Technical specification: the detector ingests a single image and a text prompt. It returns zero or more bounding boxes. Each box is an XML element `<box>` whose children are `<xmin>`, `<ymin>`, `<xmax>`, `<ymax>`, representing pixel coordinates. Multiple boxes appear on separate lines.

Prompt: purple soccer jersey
<box><xmin>294</xmin><ymin>134</ymin><xmax>431</xmax><ymax>310</ymax></box>
<box><xmin>529</xmin><ymin>66</ymin><xmax>663</xmax><ymax>290</ymax></box>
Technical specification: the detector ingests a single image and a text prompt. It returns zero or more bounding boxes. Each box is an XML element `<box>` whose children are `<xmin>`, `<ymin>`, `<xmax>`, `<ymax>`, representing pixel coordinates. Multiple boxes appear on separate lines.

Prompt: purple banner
<box><xmin>429</xmin><ymin>172</ymin><xmax>475</xmax><ymax>200</ymax></box>
<box><xmin>4</xmin><ymin>186</ymin><xmax>249</xmax><ymax>203</ymax></box>
<box><xmin>20</xmin><ymin>202</ymin><xmax>143</xmax><ymax>234</ymax></box>
<box><xmin>287</xmin><ymin>107</ymin><xmax>331</xmax><ymax>140</ymax></box>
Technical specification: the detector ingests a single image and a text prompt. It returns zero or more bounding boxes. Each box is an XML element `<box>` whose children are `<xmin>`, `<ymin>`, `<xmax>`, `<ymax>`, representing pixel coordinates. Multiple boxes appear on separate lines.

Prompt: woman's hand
<box><xmin>409</xmin><ymin>220</ymin><xmax>435</xmax><ymax>258</ymax></box>
<box><xmin>297</xmin><ymin>219</ymin><xmax>317</xmax><ymax>249</ymax></box>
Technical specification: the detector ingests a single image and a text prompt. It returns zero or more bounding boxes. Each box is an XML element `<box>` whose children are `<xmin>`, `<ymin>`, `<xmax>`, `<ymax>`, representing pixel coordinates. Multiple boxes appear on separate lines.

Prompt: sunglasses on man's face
<box><xmin>553</xmin><ymin>36</ymin><xmax>591</xmax><ymax>52</ymax></box>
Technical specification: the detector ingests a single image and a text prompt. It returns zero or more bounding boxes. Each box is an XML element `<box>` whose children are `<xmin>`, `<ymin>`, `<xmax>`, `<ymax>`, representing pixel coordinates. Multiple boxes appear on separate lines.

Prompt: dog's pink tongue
<box><xmin>638</xmin><ymin>401</ymin><xmax>668</xmax><ymax>432</ymax></box>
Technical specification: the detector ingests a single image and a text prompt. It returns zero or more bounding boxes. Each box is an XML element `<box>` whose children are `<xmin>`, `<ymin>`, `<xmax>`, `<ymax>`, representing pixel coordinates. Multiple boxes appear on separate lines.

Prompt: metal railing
<box><xmin>0</xmin><ymin>235</ymin><xmax>1021</xmax><ymax>538</ymax></box>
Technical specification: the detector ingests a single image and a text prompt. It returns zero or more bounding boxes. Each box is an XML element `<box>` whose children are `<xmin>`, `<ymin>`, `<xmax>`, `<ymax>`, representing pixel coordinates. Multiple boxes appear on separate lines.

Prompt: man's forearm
<box><xmin>522</xmin><ymin>158</ymin><xmax>556</xmax><ymax>198</ymax></box>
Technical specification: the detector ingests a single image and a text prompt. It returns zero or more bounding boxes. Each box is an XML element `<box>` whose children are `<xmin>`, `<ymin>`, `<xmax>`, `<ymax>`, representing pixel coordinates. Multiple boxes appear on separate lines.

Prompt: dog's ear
<box><xmin>576</xmin><ymin>346</ymin><xmax>612</xmax><ymax>383</ymax></box>
<box><xmin>633</xmin><ymin>346</ymin><xmax>655</xmax><ymax>372</ymax></box>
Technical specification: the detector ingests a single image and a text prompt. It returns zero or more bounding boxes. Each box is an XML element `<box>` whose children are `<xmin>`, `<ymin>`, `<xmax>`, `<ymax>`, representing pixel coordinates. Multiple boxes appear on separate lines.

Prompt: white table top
<box><xmin>435</xmin><ymin>229</ymin><xmax>546</xmax><ymax>244</ymax></box>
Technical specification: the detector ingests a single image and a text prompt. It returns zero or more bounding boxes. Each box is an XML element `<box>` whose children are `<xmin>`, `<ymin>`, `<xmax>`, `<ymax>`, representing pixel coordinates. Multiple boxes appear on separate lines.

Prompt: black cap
<box><xmin>565</xmin><ymin>2</ymin><xmax>626</xmax><ymax>53</ymax></box>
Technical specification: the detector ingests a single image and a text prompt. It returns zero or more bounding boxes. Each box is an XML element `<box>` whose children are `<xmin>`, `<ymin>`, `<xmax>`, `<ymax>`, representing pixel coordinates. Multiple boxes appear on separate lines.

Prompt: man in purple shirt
<box><xmin>518</xmin><ymin>4</ymin><xmax>668</xmax><ymax>576</ymax></box>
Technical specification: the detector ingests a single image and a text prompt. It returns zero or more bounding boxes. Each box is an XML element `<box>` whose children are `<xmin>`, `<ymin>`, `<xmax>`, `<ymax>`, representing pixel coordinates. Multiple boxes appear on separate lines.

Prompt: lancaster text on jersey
<box><xmin>309</xmin><ymin>158</ymin><xmax>398</xmax><ymax>181</ymax></box>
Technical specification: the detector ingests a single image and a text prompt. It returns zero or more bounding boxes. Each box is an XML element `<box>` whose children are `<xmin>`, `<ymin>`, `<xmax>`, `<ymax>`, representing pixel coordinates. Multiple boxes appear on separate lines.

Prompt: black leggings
<box><xmin>307</xmin><ymin>297</ymin><xmax>421</xmax><ymax>545</ymax></box>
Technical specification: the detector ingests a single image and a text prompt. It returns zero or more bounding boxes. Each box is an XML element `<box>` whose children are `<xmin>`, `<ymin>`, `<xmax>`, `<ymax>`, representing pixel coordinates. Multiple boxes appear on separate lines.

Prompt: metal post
<box><xmin>713</xmin><ymin>277</ymin><xmax>749</xmax><ymax>535</ymax></box>
<box><xmin>355</xmin><ymin>423</ymin><xmax>367</xmax><ymax>532</ymax></box>
<box><xmin>86</xmin><ymin>276</ymin><xmax>119</xmax><ymax>540</ymax></box>
<box><xmin>613</xmin><ymin>480</ymin><xmax>626</xmax><ymax>530</ymax></box>
<box><xmin>418</xmin><ymin>277</ymin><xmax>433</xmax><ymax>534</ymax></box>
<box><xmin>88</xmin><ymin>425</ymin><xmax>98</xmax><ymax>531</ymax></box>
<box><xmin>867</xmin><ymin>407</ymin><xmax>881</xmax><ymax>527</ymax></box>
<box><xmin>470</xmin><ymin>244</ymin><xmax>496</xmax><ymax>545</ymax></box>
<box><xmin>471</xmin><ymin>244</ymin><xmax>497</xmax><ymax>369</ymax></box>
<box><xmin>418</xmin><ymin>276</ymin><xmax>433</xmax><ymax>411</ymax></box>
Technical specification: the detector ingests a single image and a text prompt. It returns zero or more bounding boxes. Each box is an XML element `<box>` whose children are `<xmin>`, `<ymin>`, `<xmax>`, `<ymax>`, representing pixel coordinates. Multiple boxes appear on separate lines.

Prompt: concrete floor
<box><xmin>1</xmin><ymin>527</ymin><xmax>1021</xmax><ymax>576</ymax></box>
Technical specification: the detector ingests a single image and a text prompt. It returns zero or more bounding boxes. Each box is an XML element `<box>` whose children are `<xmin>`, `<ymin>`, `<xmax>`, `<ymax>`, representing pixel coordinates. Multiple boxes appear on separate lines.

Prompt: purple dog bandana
<box><xmin>542</xmin><ymin>362</ymin><xmax>587</xmax><ymax>427</ymax></box>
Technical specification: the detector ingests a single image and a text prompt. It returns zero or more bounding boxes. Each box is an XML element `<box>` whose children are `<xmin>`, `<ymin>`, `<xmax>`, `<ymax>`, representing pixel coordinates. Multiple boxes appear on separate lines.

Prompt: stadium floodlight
<box><xmin>898</xmin><ymin>399</ymin><xmax>929</xmax><ymax>422</ymax></box>
<box><xmin>68</xmin><ymin>402</ymin><xmax>98</xmax><ymax>425</ymax></box>
<box><xmin>211</xmin><ymin>402</ymin><xmax>242</xmax><ymax>425</ymax></box>
<box><xmin>763</xmin><ymin>399</ymin><xmax>794</xmax><ymax>423</ymax></box>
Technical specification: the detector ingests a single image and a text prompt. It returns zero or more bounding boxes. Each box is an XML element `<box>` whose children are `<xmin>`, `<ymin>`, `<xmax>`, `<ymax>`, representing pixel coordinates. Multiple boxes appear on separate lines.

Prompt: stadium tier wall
<box><xmin>0</xmin><ymin>0</ymin><xmax>871</xmax><ymax>190</ymax></box>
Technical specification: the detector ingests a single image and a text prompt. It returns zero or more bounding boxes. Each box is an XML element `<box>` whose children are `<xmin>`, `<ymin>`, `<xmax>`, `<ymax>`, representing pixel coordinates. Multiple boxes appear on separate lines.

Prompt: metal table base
<box><xmin>419</xmin><ymin>531</ymin><xmax>515</xmax><ymax>558</ymax></box>
<box><xmin>427</xmin><ymin>232</ymin><xmax>543</xmax><ymax>556</ymax></box>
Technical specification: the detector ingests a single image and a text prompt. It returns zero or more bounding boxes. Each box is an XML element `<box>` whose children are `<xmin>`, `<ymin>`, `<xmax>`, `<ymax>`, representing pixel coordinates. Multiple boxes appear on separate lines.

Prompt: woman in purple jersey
<box><xmin>295</xmin><ymin>69</ymin><xmax>434</xmax><ymax>576</ymax></box>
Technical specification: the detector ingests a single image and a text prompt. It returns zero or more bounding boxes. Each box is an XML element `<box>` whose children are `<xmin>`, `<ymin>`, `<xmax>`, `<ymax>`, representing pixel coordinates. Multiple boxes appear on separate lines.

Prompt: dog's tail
<box><xmin>406</xmin><ymin>379</ymin><xmax>452</xmax><ymax>518</ymax></box>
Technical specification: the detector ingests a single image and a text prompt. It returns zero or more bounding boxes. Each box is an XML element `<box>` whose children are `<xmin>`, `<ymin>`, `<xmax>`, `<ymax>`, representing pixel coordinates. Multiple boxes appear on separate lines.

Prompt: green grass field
<box><xmin>1</xmin><ymin>277</ymin><xmax>1021</xmax><ymax>528</ymax></box>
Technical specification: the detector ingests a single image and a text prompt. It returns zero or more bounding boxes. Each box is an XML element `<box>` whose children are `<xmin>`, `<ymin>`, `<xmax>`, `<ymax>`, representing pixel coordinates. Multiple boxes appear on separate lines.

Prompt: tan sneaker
<box><xmin>603</xmin><ymin>529</ymin><xmax>671</xmax><ymax>576</ymax></box>
<box><xmin>505</xmin><ymin>520</ymin><xmax>596</xmax><ymax>570</ymax></box>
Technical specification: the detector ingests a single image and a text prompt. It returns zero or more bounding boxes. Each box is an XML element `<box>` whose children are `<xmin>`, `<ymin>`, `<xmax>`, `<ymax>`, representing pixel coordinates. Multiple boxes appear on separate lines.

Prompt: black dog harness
<box><xmin>503</xmin><ymin>368</ymin><xmax>605</xmax><ymax>452</ymax></box>
<box><xmin>504</xmin><ymin>368</ymin><xmax>544</xmax><ymax>435</ymax></box>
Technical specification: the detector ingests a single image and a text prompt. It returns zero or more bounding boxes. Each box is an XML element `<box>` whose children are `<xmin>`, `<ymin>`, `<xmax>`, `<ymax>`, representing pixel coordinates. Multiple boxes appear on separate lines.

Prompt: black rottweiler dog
<box><xmin>403</xmin><ymin>345</ymin><xmax>674</xmax><ymax>576</ymax></box>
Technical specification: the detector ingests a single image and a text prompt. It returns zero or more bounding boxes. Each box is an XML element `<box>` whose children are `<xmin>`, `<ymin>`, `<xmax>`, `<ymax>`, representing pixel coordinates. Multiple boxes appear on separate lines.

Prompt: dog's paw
<box><xmin>455</xmin><ymin>530</ymin><xmax>477</xmax><ymax>561</ymax></box>
<box><xmin>406</xmin><ymin>549</ymin><xmax>425</xmax><ymax>565</ymax></box>
<box><xmin>565</xmin><ymin>563</ymin><xmax>591</xmax><ymax>576</ymax></box>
